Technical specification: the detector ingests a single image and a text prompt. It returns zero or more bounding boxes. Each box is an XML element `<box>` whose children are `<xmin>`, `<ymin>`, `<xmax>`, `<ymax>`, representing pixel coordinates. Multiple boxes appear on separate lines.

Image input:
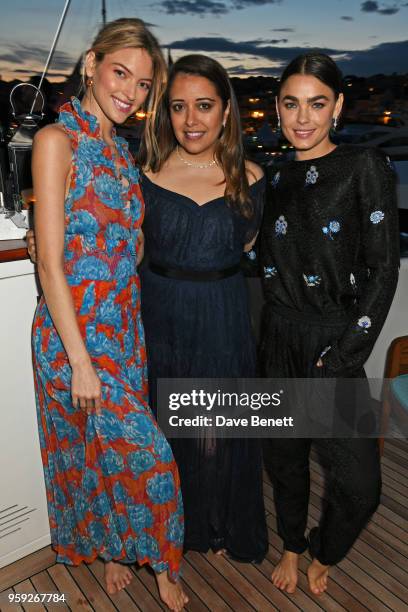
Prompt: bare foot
<box><xmin>215</xmin><ymin>548</ymin><xmax>227</xmax><ymax>556</ymax></box>
<box><xmin>104</xmin><ymin>561</ymin><xmax>133</xmax><ymax>594</ymax></box>
<box><xmin>156</xmin><ymin>571</ymin><xmax>189</xmax><ymax>611</ymax></box>
<box><xmin>271</xmin><ymin>550</ymin><xmax>299</xmax><ymax>593</ymax></box>
<box><xmin>307</xmin><ymin>558</ymin><xmax>330</xmax><ymax>596</ymax></box>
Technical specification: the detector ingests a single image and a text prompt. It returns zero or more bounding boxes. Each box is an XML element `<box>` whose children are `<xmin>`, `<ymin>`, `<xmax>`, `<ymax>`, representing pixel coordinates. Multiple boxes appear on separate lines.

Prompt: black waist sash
<box><xmin>149</xmin><ymin>262</ymin><xmax>241</xmax><ymax>281</ymax></box>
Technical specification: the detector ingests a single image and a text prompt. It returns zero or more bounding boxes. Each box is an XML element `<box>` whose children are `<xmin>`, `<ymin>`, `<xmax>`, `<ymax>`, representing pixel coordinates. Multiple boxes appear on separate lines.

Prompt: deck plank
<box><xmin>186</xmin><ymin>552</ymin><xmax>254</xmax><ymax>611</ymax></box>
<box><xmin>67</xmin><ymin>563</ymin><xmax>118</xmax><ymax>612</ymax></box>
<box><xmin>200</xmin><ymin>553</ymin><xmax>279</xmax><ymax>611</ymax></box>
<box><xmin>180</xmin><ymin>557</ymin><xmax>233</xmax><ymax>611</ymax></box>
<box><xmin>12</xmin><ymin>579</ymin><xmax>46</xmax><ymax>611</ymax></box>
<box><xmin>0</xmin><ymin>548</ymin><xmax>56</xmax><ymax>592</ymax></box>
<box><xmin>0</xmin><ymin>440</ymin><xmax>406</xmax><ymax>611</ymax></box>
<box><xmin>0</xmin><ymin>588</ymin><xmax>24</xmax><ymax>611</ymax></box>
<box><xmin>47</xmin><ymin>564</ymin><xmax>93</xmax><ymax>611</ymax></box>
<box><xmin>30</xmin><ymin>572</ymin><xmax>69</xmax><ymax>611</ymax></box>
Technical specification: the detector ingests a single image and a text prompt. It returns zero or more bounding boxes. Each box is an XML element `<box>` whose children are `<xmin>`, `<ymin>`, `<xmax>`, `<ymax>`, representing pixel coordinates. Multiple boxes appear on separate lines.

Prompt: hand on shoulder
<box><xmin>245</xmin><ymin>159</ymin><xmax>264</xmax><ymax>185</ymax></box>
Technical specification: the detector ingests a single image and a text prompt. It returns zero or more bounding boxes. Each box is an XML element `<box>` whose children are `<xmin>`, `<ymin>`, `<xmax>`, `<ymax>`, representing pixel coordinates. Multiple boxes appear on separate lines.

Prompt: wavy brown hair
<box><xmin>83</xmin><ymin>18</ymin><xmax>167</xmax><ymax>167</ymax></box>
<box><xmin>139</xmin><ymin>54</ymin><xmax>254</xmax><ymax>218</ymax></box>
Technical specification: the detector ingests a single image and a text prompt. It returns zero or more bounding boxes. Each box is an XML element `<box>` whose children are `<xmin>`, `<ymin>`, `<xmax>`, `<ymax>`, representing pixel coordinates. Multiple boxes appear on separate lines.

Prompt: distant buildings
<box><xmin>0</xmin><ymin>71</ymin><xmax>407</xmax><ymax>136</ymax></box>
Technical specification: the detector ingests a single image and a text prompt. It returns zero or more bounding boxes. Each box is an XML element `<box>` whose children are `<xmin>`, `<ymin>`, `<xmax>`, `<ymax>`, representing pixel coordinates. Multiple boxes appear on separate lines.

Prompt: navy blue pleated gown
<box><xmin>140</xmin><ymin>174</ymin><xmax>268</xmax><ymax>561</ymax></box>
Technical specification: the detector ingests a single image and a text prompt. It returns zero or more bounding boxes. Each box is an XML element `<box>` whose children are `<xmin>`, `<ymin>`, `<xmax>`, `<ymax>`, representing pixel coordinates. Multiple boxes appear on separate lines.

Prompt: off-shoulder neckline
<box><xmin>141</xmin><ymin>173</ymin><xmax>265</xmax><ymax>208</ymax></box>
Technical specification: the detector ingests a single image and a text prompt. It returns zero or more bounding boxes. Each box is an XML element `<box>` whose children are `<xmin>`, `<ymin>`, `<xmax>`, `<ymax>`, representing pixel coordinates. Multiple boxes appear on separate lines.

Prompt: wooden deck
<box><xmin>1</xmin><ymin>439</ymin><xmax>407</xmax><ymax>612</ymax></box>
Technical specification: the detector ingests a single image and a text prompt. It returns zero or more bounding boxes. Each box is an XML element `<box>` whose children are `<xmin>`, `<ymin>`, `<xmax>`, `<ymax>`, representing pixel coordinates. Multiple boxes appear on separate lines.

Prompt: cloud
<box><xmin>158</xmin><ymin>0</ymin><xmax>282</xmax><ymax>15</ymax></box>
<box><xmin>167</xmin><ymin>36</ymin><xmax>408</xmax><ymax>75</ymax></box>
<box><xmin>11</xmin><ymin>68</ymin><xmax>71</xmax><ymax>78</ymax></box>
<box><xmin>227</xmin><ymin>64</ymin><xmax>281</xmax><ymax>76</ymax></box>
<box><xmin>254</xmin><ymin>38</ymin><xmax>289</xmax><ymax>43</ymax></box>
<box><xmin>341</xmin><ymin>16</ymin><xmax>354</xmax><ymax>21</ymax></box>
<box><xmin>360</xmin><ymin>1</ymin><xmax>399</xmax><ymax>15</ymax></box>
<box><xmin>167</xmin><ymin>36</ymin><xmax>336</xmax><ymax>63</ymax></box>
<box><xmin>0</xmin><ymin>43</ymin><xmax>75</xmax><ymax>72</ymax></box>
<box><xmin>232</xmin><ymin>0</ymin><xmax>282</xmax><ymax>7</ymax></box>
<box><xmin>271</xmin><ymin>27</ymin><xmax>295</xmax><ymax>32</ymax></box>
<box><xmin>337</xmin><ymin>39</ymin><xmax>408</xmax><ymax>74</ymax></box>
<box><xmin>160</xmin><ymin>0</ymin><xmax>228</xmax><ymax>15</ymax></box>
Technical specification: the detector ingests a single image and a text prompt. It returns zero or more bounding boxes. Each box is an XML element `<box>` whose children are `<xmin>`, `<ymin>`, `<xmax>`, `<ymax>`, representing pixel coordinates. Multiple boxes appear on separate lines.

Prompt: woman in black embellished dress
<box><xmin>139</xmin><ymin>55</ymin><xmax>268</xmax><ymax>561</ymax></box>
<box><xmin>260</xmin><ymin>53</ymin><xmax>400</xmax><ymax>595</ymax></box>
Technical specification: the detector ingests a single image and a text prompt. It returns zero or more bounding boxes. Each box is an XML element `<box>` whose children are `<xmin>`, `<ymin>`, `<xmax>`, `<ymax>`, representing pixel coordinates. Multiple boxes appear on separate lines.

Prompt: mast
<box><xmin>102</xmin><ymin>0</ymin><xmax>107</xmax><ymax>26</ymax></box>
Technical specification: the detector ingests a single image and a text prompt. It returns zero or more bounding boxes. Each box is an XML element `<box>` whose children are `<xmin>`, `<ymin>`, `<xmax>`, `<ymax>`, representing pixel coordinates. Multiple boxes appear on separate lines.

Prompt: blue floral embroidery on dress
<box><xmin>356</xmin><ymin>315</ymin><xmax>371</xmax><ymax>333</ymax></box>
<box><xmin>264</xmin><ymin>265</ymin><xmax>277</xmax><ymax>278</ymax></box>
<box><xmin>370</xmin><ymin>210</ymin><xmax>384</xmax><ymax>224</ymax></box>
<box><xmin>271</xmin><ymin>171</ymin><xmax>280</xmax><ymax>188</ymax></box>
<box><xmin>322</xmin><ymin>220</ymin><xmax>341</xmax><ymax>239</ymax></box>
<box><xmin>303</xmin><ymin>274</ymin><xmax>321</xmax><ymax>287</ymax></box>
<box><xmin>386</xmin><ymin>156</ymin><xmax>396</xmax><ymax>172</ymax></box>
<box><xmin>275</xmin><ymin>215</ymin><xmax>287</xmax><ymax>236</ymax></box>
<box><xmin>305</xmin><ymin>165</ymin><xmax>319</xmax><ymax>185</ymax></box>
<box><xmin>246</xmin><ymin>249</ymin><xmax>257</xmax><ymax>261</ymax></box>
<box><xmin>319</xmin><ymin>345</ymin><xmax>331</xmax><ymax>358</ymax></box>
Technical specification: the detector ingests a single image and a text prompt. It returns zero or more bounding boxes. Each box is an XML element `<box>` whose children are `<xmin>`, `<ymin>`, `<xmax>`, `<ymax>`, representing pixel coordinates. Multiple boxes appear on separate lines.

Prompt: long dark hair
<box><xmin>278</xmin><ymin>52</ymin><xmax>343</xmax><ymax>99</ymax></box>
<box><xmin>139</xmin><ymin>54</ymin><xmax>253</xmax><ymax>217</ymax></box>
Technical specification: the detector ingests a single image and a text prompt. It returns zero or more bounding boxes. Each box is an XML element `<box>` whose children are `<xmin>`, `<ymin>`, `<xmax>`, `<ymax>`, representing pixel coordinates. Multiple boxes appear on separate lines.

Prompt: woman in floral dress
<box><xmin>31</xmin><ymin>19</ymin><xmax>187</xmax><ymax>611</ymax></box>
<box><xmin>260</xmin><ymin>53</ymin><xmax>399</xmax><ymax>596</ymax></box>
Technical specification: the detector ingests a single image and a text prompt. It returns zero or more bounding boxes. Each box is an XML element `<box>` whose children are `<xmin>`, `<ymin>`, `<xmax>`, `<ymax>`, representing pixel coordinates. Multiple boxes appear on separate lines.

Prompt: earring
<box><xmin>277</xmin><ymin>113</ymin><xmax>281</xmax><ymax>131</ymax></box>
<box><xmin>332</xmin><ymin>116</ymin><xmax>338</xmax><ymax>131</ymax></box>
<box><xmin>87</xmin><ymin>77</ymin><xmax>94</xmax><ymax>87</ymax></box>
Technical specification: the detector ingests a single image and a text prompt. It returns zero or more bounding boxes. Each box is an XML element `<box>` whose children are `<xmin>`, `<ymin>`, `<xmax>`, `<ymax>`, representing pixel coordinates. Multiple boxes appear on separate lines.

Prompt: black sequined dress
<box><xmin>261</xmin><ymin>144</ymin><xmax>400</xmax><ymax>378</ymax></box>
<box><xmin>259</xmin><ymin>144</ymin><xmax>400</xmax><ymax>565</ymax></box>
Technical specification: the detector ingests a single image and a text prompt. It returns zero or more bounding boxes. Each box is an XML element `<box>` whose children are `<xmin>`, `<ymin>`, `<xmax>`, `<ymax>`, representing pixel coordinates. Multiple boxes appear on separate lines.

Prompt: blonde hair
<box><xmin>83</xmin><ymin>18</ymin><xmax>167</xmax><ymax>166</ymax></box>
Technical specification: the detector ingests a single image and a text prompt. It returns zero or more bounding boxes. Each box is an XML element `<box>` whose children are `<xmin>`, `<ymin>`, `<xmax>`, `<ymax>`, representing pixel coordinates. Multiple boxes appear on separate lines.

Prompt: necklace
<box><xmin>176</xmin><ymin>145</ymin><xmax>217</xmax><ymax>169</ymax></box>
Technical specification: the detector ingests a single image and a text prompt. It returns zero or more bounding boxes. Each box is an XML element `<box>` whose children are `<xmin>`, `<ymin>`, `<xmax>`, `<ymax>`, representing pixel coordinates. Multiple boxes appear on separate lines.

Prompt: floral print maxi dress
<box><xmin>32</xmin><ymin>98</ymin><xmax>183</xmax><ymax>578</ymax></box>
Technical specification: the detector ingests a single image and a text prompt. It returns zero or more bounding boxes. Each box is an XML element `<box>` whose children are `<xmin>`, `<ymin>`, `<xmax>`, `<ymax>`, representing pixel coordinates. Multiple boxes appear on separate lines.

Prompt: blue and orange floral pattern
<box><xmin>32</xmin><ymin>98</ymin><xmax>183</xmax><ymax>579</ymax></box>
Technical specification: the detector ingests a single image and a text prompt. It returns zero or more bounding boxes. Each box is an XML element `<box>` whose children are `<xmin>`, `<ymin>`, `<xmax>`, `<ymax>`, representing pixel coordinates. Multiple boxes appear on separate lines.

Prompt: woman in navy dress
<box><xmin>139</xmin><ymin>55</ymin><xmax>268</xmax><ymax>561</ymax></box>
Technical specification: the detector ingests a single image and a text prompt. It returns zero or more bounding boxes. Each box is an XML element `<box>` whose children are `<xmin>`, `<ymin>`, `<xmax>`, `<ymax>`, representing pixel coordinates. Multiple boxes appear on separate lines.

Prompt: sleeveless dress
<box><xmin>140</xmin><ymin>174</ymin><xmax>268</xmax><ymax>561</ymax></box>
<box><xmin>32</xmin><ymin>98</ymin><xmax>183</xmax><ymax>579</ymax></box>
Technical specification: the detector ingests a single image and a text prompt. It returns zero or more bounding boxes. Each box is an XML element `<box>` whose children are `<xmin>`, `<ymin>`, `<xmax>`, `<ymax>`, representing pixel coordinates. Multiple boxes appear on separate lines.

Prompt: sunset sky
<box><xmin>0</xmin><ymin>0</ymin><xmax>407</xmax><ymax>81</ymax></box>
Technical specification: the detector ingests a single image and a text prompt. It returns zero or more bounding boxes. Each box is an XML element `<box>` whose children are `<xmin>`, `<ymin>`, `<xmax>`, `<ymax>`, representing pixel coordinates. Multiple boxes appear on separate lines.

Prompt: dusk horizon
<box><xmin>0</xmin><ymin>0</ymin><xmax>407</xmax><ymax>83</ymax></box>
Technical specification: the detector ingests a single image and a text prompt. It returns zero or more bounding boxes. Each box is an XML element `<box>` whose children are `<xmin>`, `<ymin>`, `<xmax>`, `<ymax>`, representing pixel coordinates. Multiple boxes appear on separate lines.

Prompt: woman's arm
<box><xmin>33</xmin><ymin>125</ymin><xmax>101</xmax><ymax>414</ymax></box>
<box><xmin>244</xmin><ymin>160</ymin><xmax>265</xmax><ymax>252</ymax></box>
<box><xmin>322</xmin><ymin>148</ymin><xmax>400</xmax><ymax>375</ymax></box>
